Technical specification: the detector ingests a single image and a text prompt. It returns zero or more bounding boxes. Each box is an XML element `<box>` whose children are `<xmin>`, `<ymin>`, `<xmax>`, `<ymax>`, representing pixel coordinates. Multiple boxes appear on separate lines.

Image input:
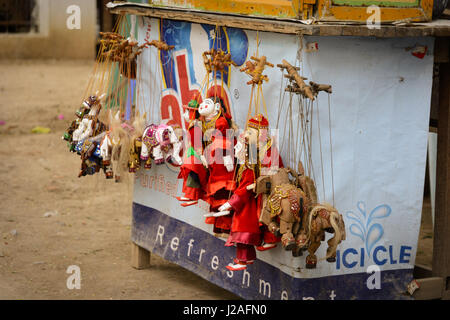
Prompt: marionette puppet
<box><xmin>200</xmin><ymin>96</ymin><xmax>236</xmax><ymax>238</ymax></box>
<box><xmin>71</xmin><ymin>93</ymin><xmax>110</xmax><ymax>178</ymax></box>
<box><xmin>72</xmin><ymin>93</ymin><xmax>107</xmax><ymax>149</ymax></box>
<box><xmin>214</xmin><ymin>125</ymin><xmax>261</xmax><ymax>271</ymax></box>
<box><xmin>154</xmin><ymin>124</ymin><xmax>182</xmax><ymax>165</ymax></box>
<box><xmin>99</xmin><ymin>110</ymin><xmax>133</xmax><ymax>182</ymax></box>
<box><xmin>273</xmin><ymin>58</ymin><xmax>346</xmax><ymax>268</ymax></box>
<box><xmin>78</xmin><ymin>131</ymin><xmax>107</xmax><ymax>178</ymax></box>
<box><xmin>98</xmin><ymin>109</ymin><xmax>146</xmax><ymax>181</ymax></box>
<box><xmin>246</xmin><ymin>114</ymin><xmax>285</xmax><ymax>252</ymax></box>
<box><xmin>183</xmin><ymin>37</ymin><xmax>239</xmax><ymax>222</ymax></box>
<box><xmin>176</xmin><ymin>98</ymin><xmax>209</xmax><ymax>207</ymax></box>
<box><xmin>254</xmin><ymin>165</ymin><xmax>310</xmax><ymax>251</ymax></box>
<box><xmin>100</xmin><ymin>110</ymin><xmax>120</xmax><ymax>179</ymax></box>
<box><xmin>62</xmin><ymin>103</ymin><xmax>91</xmax><ymax>152</ymax></box>
<box><xmin>214</xmin><ymin>120</ymin><xmax>261</xmax><ymax>271</ymax></box>
<box><xmin>66</xmin><ymin>16</ymin><xmax>156</xmax><ymax>180</ymax></box>
<box><xmin>140</xmin><ymin>123</ymin><xmax>182</xmax><ymax>167</ymax></box>
<box><xmin>214</xmin><ymin>114</ymin><xmax>285</xmax><ymax>270</ymax></box>
<box><xmin>135</xmin><ymin>38</ymin><xmax>179</xmax><ymax>169</ymax></box>
<box><xmin>127</xmin><ymin>111</ymin><xmax>146</xmax><ymax>173</ymax></box>
<box><xmin>236</xmin><ymin>49</ymin><xmax>284</xmax><ymax>252</ymax></box>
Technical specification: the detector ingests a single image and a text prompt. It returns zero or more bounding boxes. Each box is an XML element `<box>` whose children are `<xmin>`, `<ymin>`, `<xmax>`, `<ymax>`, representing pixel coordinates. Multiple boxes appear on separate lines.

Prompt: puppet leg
<box><xmin>153</xmin><ymin>146</ymin><xmax>164</xmax><ymax>164</ymax></box>
<box><xmin>256</xmin><ymin>226</ymin><xmax>279</xmax><ymax>251</ymax></box>
<box><xmin>279</xmin><ymin>200</ymin><xmax>296</xmax><ymax>250</ymax></box>
<box><xmin>305</xmin><ymin>241</ymin><xmax>321</xmax><ymax>269</ymax></box>
<box><xmin>226</xmin><ymin>244</ymin><xmax>256</xmax><ymax>271</ymax></box>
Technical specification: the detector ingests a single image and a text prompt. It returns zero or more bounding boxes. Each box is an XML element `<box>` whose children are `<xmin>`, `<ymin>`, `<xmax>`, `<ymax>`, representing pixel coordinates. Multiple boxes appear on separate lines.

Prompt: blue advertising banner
<box><xmin>132</xmin><ymin>201</ymin><xmax>412</xmax><ymax>300</ymax></box>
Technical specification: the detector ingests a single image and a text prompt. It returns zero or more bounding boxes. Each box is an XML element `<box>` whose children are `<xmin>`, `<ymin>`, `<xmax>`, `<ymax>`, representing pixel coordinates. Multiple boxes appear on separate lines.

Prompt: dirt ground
<box><xmin>0</xmin><ymin>59</ymin><xmax>238</xmax><ymax>300</ymax></box>
<box><xmin>0</xmin><ymin>60</ymin><xmax>433</xmax><ymax>300</ymax></box>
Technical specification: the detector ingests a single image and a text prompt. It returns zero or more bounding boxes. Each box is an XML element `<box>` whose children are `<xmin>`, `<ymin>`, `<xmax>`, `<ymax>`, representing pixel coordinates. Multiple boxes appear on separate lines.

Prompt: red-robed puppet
<box><xmin>177</xmin><ymin>98</ymin><xmax>208</xmax><ymax>207</ymax></box>
<box><xmin>215</xmin><ymin>114</ymin><xmax>286</xmax><ymax>270</ymax></box>
<box><xmin>227</xmin><ymin>114</ymin><xmax>285</xmax><ymax>252</ymax></box>
<box><xmin>215</xmin><ymin>130</ymin><xmax>261</xmax><ymax>271</ymax></box>
<box><xmin>199</xmin><ymin>97</ymin><xmax>236</xmax><ymax>237</ymax></box>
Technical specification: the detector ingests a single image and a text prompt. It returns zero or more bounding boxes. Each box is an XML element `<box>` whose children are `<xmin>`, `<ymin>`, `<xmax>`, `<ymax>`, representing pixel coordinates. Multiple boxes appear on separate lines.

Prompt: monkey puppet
<box><xmin>176</xmin><ymin>98</ymin><xmax>208</xmax><ymax>207</ymax></box>
<box><xmin>200</xmin><ymin>97</ymin><xmax>235</xmax><ymax>238</ymax></box>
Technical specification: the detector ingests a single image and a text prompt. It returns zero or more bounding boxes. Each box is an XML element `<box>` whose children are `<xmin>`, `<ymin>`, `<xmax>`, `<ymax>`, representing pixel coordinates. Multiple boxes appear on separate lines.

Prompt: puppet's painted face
<box><xmin>234</xmin><ymin>134</ymin><xmax>246</xmax><ymax>163</ymax></box>
<box><xmin>198</xmin><ymin>98</ymin><xmax>219</xmax><ymax>117</ymax></box>
<box><xmin>244</xmin><ymin>127</ymin><xmax>269</xmax><ymax>148</ymax></box>
<box><xmin>243</xmin><ymin>128</ymin><xmax>259</xmax><ymax>164</ymax></box>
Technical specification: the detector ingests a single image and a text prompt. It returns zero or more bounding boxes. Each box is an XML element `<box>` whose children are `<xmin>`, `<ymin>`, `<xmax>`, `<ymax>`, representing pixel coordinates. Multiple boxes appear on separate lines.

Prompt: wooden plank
<box><xmin>430</xmin><ymin>41</ymin><xmax>448</xmax><ymax>126</ymax></box>
<box><xmin>149</xmin><ymin>0</ymin><xmax>301</xmax><ymax>19</ymax></box>
<box><xmin>316</xmin><ymin>0</ymin><xmax>433</xmax><ymax>22</ymax></box>
<box><xmin>109</xmin><ymin>5</ymin><xmax>307</xmax><ymax>35</ymax></box>
<box><xmin>412</xmin><ymin>277</ymin><xmax>444</xmax><ymax>300</ymax></box>
<box><xmin>131</xmin><ymin>241</ymin><xmax>151</xmax><ymax>269</ymax></box>
<box><xmin>443</xmin><ymin>289</ymin><xmax>450</xmax><ymax>300</ymax></box>
<box><xmin>435</xmin><ymin>37</ymin><xmax>450</xmax><ymax>63</ymax></box>
<box><xmin>414</xmin><ymin>264</ymin><xmax>433</xmax><ymax>279</ymax></box>
<box><xmin>107</xmin><ymin>2</ymin><xmax>450</xmax><ymax>37</ymax></box>
<box><xmin>327</xmin><ymin>6</ymin><xmax>431</xmax><ymax>23</ymax></box>
<box><xmin>432</xmin><ymin>54</ymin><xmax>450</xmax><ymax>291</ymax></box>
<box><xmin>101</xmin><ymin>0</ymin><xmax>113</xmax><ymax>33</ymax></box>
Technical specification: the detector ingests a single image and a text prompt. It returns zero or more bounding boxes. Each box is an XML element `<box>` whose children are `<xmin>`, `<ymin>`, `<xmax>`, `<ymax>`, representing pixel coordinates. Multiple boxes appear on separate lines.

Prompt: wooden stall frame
<box><xmin>147</xmin><ymin>0</ymin><xmax>302</xmax><ymax>19</ymax></box>
<box><xmin>107</xmin><ymin>1</ymin><xmax>450</xmax><ymax>300</ymax></box>
<box><xmin>316</xmin><ymin>0</ymin><xmax>433</xmax><ymax>23</ymax></box>
<box><xmin>107</xmin><ymin>2</ymin><xmax>450</xmax><ymax>37</ymax></box>
<box><xmin>431</xmin><ymin>36</ymin><xmax>450</xmax><ymax>300</ymax></box>
<box><xmin>121</xmin><ymin>0</ymin><xmax>434</xmax><ymax>22</ymax></box>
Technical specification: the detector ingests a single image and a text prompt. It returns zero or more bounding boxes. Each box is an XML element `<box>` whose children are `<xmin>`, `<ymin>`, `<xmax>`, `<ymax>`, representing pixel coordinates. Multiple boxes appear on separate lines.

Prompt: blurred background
<box><xmin>0</xmin><ymin>0</ymin><xmax>239</xmax><ymax>300</ymax></box>
<box><xmin>0</xmin><ymin>0</ymin><xmax>126</xmax><ymax>59</ymax></box>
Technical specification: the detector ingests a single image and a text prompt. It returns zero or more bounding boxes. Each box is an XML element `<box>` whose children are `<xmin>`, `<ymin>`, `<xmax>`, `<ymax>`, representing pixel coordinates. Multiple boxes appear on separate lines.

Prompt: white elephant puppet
<box><xmin>140</xmin><ymin>123</ymin><xmax>182</xmax><ymax>166</ymax></box>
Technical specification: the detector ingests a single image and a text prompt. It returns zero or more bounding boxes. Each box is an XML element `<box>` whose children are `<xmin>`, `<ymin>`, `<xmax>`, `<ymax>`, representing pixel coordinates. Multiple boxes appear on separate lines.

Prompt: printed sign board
<box><xmin>132</xmin><ymin>16</ymin><xmax>434</xmax><ymax>299</ymax></box>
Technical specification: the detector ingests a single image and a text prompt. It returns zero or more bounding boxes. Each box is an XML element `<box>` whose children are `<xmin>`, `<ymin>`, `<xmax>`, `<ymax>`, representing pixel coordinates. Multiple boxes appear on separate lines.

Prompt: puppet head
<box><xmin>247</xmin><ymin>114</ymin><xmax>269</xmax><ymax>137</ymax></box>
<box><xmin>84</xmin><ymin>92</ymin><xmax>106</xmax><ymax>117</ymax></box>
<box><xmin>199</xmin><ymin>98</ymin><xmax>221</xmax><ymax>118</ymax></box>
<box><xmin>244</xmin><ymin>114</ymin><xmax>270</xmax><ymax>165</ymax></box>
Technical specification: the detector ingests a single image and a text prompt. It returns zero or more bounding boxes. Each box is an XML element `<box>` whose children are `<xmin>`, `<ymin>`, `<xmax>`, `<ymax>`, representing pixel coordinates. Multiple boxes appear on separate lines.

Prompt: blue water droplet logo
<box><xmin>345</xmin><ymin>202</ymin><xmax>392</xmax><ymax>258</ymax></box>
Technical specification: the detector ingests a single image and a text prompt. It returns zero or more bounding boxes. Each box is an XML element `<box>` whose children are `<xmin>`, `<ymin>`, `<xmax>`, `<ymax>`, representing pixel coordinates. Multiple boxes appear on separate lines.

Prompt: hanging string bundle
<box><xmin>274</xmin><ymin>49</ymin><xmax>347</xmax><ymax>269</ymax></box>
<box><xmin>62</xmin><ymin>15</ymin><xmax>179</xmax><ymax>181</ymax></box>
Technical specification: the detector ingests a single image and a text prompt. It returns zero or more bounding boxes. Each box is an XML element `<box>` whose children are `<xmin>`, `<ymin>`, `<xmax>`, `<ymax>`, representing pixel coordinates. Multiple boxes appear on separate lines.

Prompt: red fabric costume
<box><xmin>203</xmin><ymin>115</ymin><xmax>235</xmax><ymax>235</ymax></box>
<box><xmin>178</xmin><ymin>122</ymin><xmax>207</xmax><ymax>201</ymax></box>
<box><xmin>225</xmin><ymin>166</ymin><xmax>262</xmax><ymax>262</ymax></box>
<box><xmin>244</xmin><ymin>114</ymin><xmax>285</xmax><ymax>247</ymax></box>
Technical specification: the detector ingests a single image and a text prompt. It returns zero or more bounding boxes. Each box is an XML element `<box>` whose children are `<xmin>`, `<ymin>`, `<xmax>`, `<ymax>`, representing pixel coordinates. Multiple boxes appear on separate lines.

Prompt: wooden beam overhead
<box><xmin>107</xmin><ymin>2</ymin><xmax>450</xmax><ymax>37</ymax></box>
